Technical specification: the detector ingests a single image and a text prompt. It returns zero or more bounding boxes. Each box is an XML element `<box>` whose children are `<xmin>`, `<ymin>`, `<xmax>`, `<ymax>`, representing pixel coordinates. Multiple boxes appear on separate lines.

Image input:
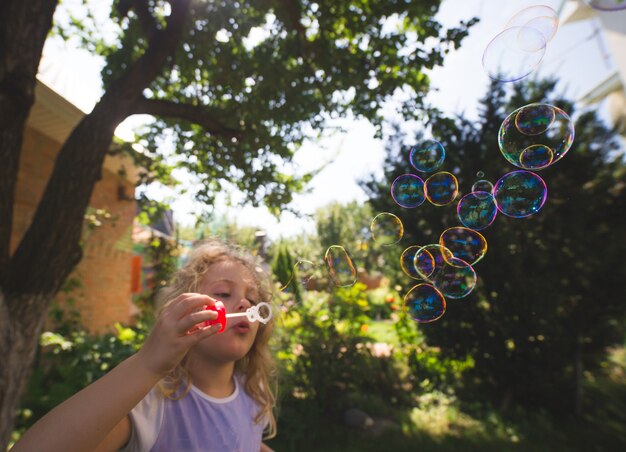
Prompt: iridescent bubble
<box><xmin>425</xmin><ymin>172</ymin><xmax>458</xmax><ymax>206</ymax></box>
<box><xmin>324</xmin><ymin>245</ymin><xmax>357</xmax><ymax>287</ymax></box>
<box><xmin>401</xmin><ymin>245</ymin><xmax>431</xmax><ymax>280</ymax></box>
<box><xmin>391</xmin><ymin>174</ymin><xmax>426</xmax><ymax>208</ymax></box>
<box><xmin>520</xmin><ymin>144</ymin><xmax>554</xmax><ymax>169</ymax></box>
<box><xmin>476</xmin><ymin>171</ymin><xmax>485</xmax><ymax>178</ymax></box>
<box><xmin>499</xmin><ymin>103</ymin><xmax>574</xmax><ymax>170</ymax></box>
<box><xmin>504</xmin><ymin>5</ymin><xmax>559</xmax><ymax>44</ymax></box>
<box><xmin>515</xmin><ymin>103</ymin><xmax>555</xmax><ymax>135</ymax></box>
<box><xmin>409</xmin><ymin>140</ymin><xmax>445</xmax><ymax>173</ymax></box>
<box><xmin>431</xmin><ymin>257</ymin><xmax>476</xmax><ymax>299</ymax></box>
<box><xmin>413</xmin><ymin>246</ymin><xmax>437</xmax><ymax>279</ymax></box>
<box><xmin>457</xmin><ymin>192</ymin><xmax>498</xmax><ymax>230</ymax></box>
<box><xmin>413</xmin><ymin>244</ymin><xmax>476</xmax><ymax>299</ymax></box>
<box><xmin>439</xmin><ymin>227</ymin><xmax>488</xmax><ymax>266</ymax></box>
<box><xmin>279</xmin><ymin>260</ymin><xmax>320</xmax><ymax>295</ymax></box>
<box><xmin>471</xmin><ymin>179</ymin><xmax>494</xmax><ymax>195</ymax></box>
<box><xmin>371</xmin><ymin>212</ymin><xmax>404</xmax><ymax>245</ymax></box>
<box><xmin>482</xmin><ymin>26</ymin><xmax>546</xmax><ymax>83</ymax></box>
<box><xmin>413</xmin><ymin>244</ymin><xmax>455</xmax><ymax>281</ymax></box>
<box><xmin>584</xmin><ymin>0</ymin><xmax>626</xmax><ymax>11</ymax></box>
<box><xmin>493</xmin><ymin>170</ymin><xmax>547</xmax><ymax>218</ymax></box>
<box><xmin>404</xmin><ymin>284</ymin><xmax>446</xmax><ymax>323</ymax></box>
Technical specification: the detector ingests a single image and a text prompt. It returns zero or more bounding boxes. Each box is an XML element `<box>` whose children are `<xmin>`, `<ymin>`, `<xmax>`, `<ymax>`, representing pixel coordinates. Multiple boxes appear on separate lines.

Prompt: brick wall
<box><xmin>12</xmin><ymin>125</ymin><xmax>137</xmax><ymax>333</ymax></box>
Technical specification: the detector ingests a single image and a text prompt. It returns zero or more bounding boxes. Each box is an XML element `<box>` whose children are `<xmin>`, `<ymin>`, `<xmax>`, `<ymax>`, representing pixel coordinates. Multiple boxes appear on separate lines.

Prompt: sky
<box><xmin>38</xmin><ymin>0</ymin><xmax>624</xmax><ymax>240</ymax></box>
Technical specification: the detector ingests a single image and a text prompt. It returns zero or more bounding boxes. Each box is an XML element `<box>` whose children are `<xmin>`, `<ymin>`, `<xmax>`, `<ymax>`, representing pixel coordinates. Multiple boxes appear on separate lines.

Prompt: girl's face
<box><xmin>192</xmin><ymin>259</ymin><xmax>262</xmax><ymax>363</ymax></box>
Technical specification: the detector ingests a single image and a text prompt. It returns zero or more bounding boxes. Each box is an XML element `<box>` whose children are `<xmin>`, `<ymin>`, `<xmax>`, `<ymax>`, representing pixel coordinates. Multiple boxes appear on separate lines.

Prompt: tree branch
<box><xmin>0</xmin><ymin>0</ymin><xmax>58</xmax><ymax>278</ymax></box>
<box><xmin>113</xmin><ymin>0</ymin><xmax>192</xmax><ymax>100</ymax></box>
<box><xmin>133</xmin><ymin>97</ymin><xmax>242</xmax><ymax>138</ymax></box>
<box><xmin>117</xmin><ymin>0</ymin><xmax>159</xmax><ymax>39</ymax></box>
<box><xmin>276</xmin><ymin>0</ymin><xmax>308</xmax><ymax>57</ymax></box>
<box><xmin>279</xmin><ymin>0</ymin><xmax>306</xmax><ymax>38</ymax></box>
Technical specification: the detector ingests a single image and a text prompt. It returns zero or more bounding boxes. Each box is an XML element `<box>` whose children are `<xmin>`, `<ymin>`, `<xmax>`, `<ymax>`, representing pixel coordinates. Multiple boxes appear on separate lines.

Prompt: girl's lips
<box><xmin>232</xmin><ymin>321</ymin><xmax>250</xmax><ymax>333</ymax></box>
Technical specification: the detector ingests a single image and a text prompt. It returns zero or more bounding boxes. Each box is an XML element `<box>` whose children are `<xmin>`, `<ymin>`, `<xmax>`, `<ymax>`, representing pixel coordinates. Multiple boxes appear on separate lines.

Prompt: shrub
<box><xmin>273</xmin><ymin>284</ymin><xmax>415</xmax><ymax>446</ymax></box>
<box><xmin>14</xmin><ymin>323</ymin><xmax>148</xmax><ymax>435</ymax></box>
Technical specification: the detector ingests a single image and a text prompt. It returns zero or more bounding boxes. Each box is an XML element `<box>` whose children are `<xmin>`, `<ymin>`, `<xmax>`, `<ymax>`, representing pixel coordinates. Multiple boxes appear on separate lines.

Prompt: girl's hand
<box><xmin>136</xmin><ymin>293</ymin><xmax>222</xmax><ymax>377</ymax></box>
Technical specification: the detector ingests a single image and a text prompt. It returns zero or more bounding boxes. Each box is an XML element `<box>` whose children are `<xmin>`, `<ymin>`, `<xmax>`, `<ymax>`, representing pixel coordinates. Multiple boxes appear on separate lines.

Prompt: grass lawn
<box><xmin>366</xmin><ymin>320</ymin><xmax>399</xmax><ymax>346</ymax></box>
<box><xmin>267</xmin><ymin>383</ymin><xmax>626</xmax><ymax>452</ymax></box>
<box><xmin>267</xmin><ymin>340</ymin><xmax>626</xmax><ymax>452</ymax></box>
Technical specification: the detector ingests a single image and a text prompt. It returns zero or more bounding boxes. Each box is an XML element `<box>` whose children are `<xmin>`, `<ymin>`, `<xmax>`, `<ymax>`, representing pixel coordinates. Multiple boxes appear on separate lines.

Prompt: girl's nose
<box><xmin>236</xmin><ymin>297</ymin><xmax>252</xmax><ymax>312</ymax></box>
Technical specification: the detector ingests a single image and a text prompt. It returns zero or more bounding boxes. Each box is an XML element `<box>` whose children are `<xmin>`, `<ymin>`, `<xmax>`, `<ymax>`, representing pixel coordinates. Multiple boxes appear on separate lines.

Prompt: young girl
<box><xmin>13</xmin><ymin>239</ymin><xmax>277</xmax><ymax>452</ymax></box>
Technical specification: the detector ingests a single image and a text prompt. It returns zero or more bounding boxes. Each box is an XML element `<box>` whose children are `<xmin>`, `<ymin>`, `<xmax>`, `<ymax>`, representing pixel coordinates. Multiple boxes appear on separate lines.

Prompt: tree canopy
<box><xmin>73</xmin><ymin>0</ymin><xmax>478</xmax><ymax>212</ymax></box>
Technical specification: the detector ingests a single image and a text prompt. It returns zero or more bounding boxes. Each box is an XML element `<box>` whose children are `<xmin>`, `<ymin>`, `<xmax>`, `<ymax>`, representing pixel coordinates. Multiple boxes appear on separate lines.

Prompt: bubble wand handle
<box><xmin>225</xmin><ymin>312</ymin><xmax>248</xmax><ymax>319</ymax></box>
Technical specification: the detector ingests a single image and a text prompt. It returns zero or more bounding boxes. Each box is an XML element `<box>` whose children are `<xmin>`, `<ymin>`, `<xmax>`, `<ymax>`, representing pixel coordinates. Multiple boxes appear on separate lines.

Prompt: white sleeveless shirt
<box><xmin>120</xmin><ymin>376</ymin><xmax>266</xmax><ymax>452</ymax></box>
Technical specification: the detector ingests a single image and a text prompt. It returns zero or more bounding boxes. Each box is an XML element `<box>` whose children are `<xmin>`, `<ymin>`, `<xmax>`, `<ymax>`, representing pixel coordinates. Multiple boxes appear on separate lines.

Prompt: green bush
<box><xmin>273</xmin><ymin>284</ymin><xmax>416</xmax><ymax>446</ymax></box>
<box><xmin>393</xmin><ymin>306</ymin><xmax>474</xmax><ymax>393</ymax></box>
<box><xmin>366</xmin><ymin>287</ymin><xmax>397</xmax><ymax>320</ymax></box>
<box><xmin>14</xmin><ymin>323</ymin><xmax>148</xmax><ymax>436</ymax></box>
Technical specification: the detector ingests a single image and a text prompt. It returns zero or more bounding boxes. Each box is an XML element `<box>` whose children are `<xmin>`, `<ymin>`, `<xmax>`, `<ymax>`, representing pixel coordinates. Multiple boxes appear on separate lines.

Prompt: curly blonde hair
<box><xmin>154</xmin><ymin>239</ymin><xmax>277</xmax><ymax>439</ymax></box>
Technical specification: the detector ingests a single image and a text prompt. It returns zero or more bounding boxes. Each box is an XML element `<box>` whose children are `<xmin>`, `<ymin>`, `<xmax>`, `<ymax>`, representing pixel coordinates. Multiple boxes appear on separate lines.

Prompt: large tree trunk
<box><xmin>0</xmin><ymin>292</ymin><xmax>50</xmax><ymax>448</ymax></box>
<box><xmin>0</xmin><ymin>1</ymin><xmax>60</xmax><ymax>446</ymax></box>
<box><xmin>0</xmin><ymin>2</ymin><xmax>191</xmax><ymax>448</ymax></box>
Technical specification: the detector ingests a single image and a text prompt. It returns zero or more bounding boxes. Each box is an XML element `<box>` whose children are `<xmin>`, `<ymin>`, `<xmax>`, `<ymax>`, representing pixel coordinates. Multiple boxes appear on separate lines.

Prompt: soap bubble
<box><xmin>483</xmin><ymin>26</ymin><xmax>546</xmax><ymax>82</ymax></box>
<box><xmin>412</xmin><ymin>244</ymin><xmax>476</xmax><ymax>299</ymax></box>
<box><xmin>404</xmin><ymin>284</ymin><xmax>446</xmax><ymax>323</ymax></box>
<box><xmin>401</xmin><ymin>245</ymin><xmax>431</xmax><ymax>280</ymax></box>
<box><xmin>391</xmin><ymin>174</ymin><xmax>426</xmax><ymax>208</ymax></box>
<box><xmin>324</xmin><ymin>245</ymin><xmax>357</xmax><ymax>287</ymax></box>
<box><xmin>515</xmin><ymin>103</ymin><xmax>555</xmax><ymax>135</ymax></box>
<box><xmin>499</xmin><ymin>103</ymin><xmax>574</xmax><ymax>170</ymax></box>
<box><xmin>413</xmin><ymin>244</ymin><xmax>454</xmax><ymax>280</ymax></box>
<box><xmin>457</xmin><ymin>192</ymin><xmax>498</xmax><ymax>230</ymax></box>
<box><xmin>584</xmin><ymin>0</ymin><xmax>626</xmax><ymax>11</ymax></box>
<box><xmin>504</xmin><ymin>5</ymin><xmax>559</xmax><ymax>43</ymax></box>
<box><xmin>520</xmin><ymin>144</ymin><xmax>554</xmax><ymax>169</ymax></box>
<box><xmin>471</xmin><ymin>179</ymin><xmax>494</xmax><ymax>195</ymax></box>
<box><xmin>493</xmin><ymin>170</ymin><xmax>547</xmax><ymax>218</ymax></box>
<box><xmin>425</xmin><ymin>172</ymin><xmax>459</xmax><ymax>206</ymax></box>
<box><xmin>410</xmin><ymin>140</ymin><xmax>445</xmax><ymax>173</ymax></box>
<box><xmin>413</xmin><ymin>246</ymin><xmax>438</xmax><ymax>279</ymax></box>
<box><xmin>279</xmin><ymin>260</ymin><xmax>320</xmax><ymax>296</ymax></box>
<box><xmin>371</xmin><ymin>213</ymin><xmax>404</xmax><ymax>245</ymax></box>
<box><xmin>439</xmin><ymin>227</ymin><xmax>488</xmax><ymax>266</ymax></box>
<box><xmin>431</xmin><ymin>257</ymin><xmax>477</xmax><ymax>299</ymax></box>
